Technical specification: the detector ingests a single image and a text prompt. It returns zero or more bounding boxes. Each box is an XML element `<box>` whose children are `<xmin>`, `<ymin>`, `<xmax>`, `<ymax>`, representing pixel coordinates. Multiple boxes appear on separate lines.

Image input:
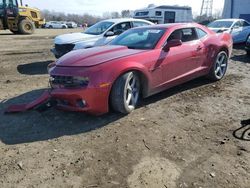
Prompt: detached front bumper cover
<box><xmin>5</xmin><ymin>90</ymin><xmax>52</xmax><ymax>113</ymax></box>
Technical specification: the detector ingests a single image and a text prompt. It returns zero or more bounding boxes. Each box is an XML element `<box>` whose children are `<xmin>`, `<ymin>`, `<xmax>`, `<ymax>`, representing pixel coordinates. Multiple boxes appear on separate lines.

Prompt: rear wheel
<box><xmin>111</xmin><ymin>72</ymin><xmax>140</xmax><ymax>114</ymax></box>
<box><xmin>207</xmin><ymin>51</ymin><xmax>228</xmax><ymax>81</ymax></box>
<box><xmin>18</xmin><ymin>19</ymin><xmax>35</xmax><ymax>34</ymax></box>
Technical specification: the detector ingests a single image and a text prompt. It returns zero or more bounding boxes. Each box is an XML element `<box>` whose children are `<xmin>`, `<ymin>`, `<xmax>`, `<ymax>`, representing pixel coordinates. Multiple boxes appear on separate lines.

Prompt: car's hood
<box><xmin>54</xmin><ymin>32</ymin><xmax>99</xmax><ymax>44</ymax></box>
<box><xmin>208</xmin><ymin>27</ymin><xmax>230</xmax><ymax>33</ymax></box>
<box><xmin>56</xmin><ymin>45</ymin><xmax>145</xmax><ymax>67</ymax></box>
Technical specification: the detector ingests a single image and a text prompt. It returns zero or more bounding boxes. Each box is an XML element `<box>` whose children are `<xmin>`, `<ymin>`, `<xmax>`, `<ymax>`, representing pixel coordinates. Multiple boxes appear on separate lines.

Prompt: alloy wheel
<box><xmin>125</xmin><ymin>73</ymin><xmax>140</xmax><ymax>110</ymax></box>
<box><xmin>214</xmin><ymin>52</ymin><xmax>228</xmax><ymax>79</ymax></box>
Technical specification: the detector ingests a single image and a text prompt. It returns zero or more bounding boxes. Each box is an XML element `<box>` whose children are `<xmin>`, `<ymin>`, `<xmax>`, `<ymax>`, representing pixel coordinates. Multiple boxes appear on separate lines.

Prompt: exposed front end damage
<box><xmin>5</xmin><ymin>90</ymin><xmax>52</xmax><ymax>113</ymax></box>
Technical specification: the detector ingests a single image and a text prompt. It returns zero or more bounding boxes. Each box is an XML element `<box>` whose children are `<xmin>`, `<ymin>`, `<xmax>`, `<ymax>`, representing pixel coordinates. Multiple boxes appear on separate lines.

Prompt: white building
<box><xmin>222</xmin><ymin>0</ymin><xmax>250</xmax><ymax>22</ymax></box>
<box><xmin>133</xmin><ymin>4</ymin><xmax>193</xmax><ymax>24</ymax></box>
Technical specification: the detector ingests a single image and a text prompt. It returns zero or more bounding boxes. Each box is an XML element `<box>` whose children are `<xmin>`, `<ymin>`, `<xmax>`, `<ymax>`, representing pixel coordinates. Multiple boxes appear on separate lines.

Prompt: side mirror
<box><xmin>105</xmin><ymin>31</ymin><xmax>115</xmax><ymax>37</ymax></box>
<box><xmin>163</xmin><ymin>39</ymin><xmax>182</xmax><ymax>51</ymax></box>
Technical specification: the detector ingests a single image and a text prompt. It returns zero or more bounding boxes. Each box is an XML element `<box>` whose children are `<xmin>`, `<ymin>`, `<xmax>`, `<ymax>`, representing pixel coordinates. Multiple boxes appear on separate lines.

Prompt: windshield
<box><xmin>0</xmin><ymin>0</ymin><xmax>3</xmax><ymax>8</ymax></box>
<box><xmin>84</xmin><ymin>21</ymin><xmax>114</xmax><ymax>35</ymax></box>
<box><xmin>110</xmin><ymin>28</ymin><xmax>166</xmax><ymax>50</ymax></box>
<box><xmin>208</xmin><ymin>21</ymin><xmax>234</xmax><ymax>28</ymax></box>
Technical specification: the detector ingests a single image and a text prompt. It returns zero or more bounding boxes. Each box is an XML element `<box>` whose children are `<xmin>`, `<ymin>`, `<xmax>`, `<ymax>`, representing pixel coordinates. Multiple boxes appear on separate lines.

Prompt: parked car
<box><xmin>51</xmin><ymin>18</ymin><xmax>154</xmax><ymax>58</ymax></box>
<box><xmin>246</xmin><ymin>35</ymin><xmax>250</xmax><ymax>55</ymax></box>
<box><xmin>6</xmin><ymin>23</ymin><xmax>233</xmax><ymax>115</ymax></box>
<box><xmin>66</xmin><ymin>22</ymin><xmax>78</xmax><ymax>28</ymax></box>
<box><xmin>208</xmin><ymin>19</ymin><xmax>250</xmax><ymax>43</ymax></box>
<box><xmin>45</xmin><ymin>21</ymin><xmax>68</xmax><ymax>29</ymax></box>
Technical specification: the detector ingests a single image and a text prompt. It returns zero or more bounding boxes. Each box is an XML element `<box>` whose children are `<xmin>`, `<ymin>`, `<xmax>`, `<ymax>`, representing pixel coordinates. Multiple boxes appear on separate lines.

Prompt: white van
<box><xmin>134</xmin><ymin>4</ymin><xmax>193</xmax><ymax>24</ymax></box>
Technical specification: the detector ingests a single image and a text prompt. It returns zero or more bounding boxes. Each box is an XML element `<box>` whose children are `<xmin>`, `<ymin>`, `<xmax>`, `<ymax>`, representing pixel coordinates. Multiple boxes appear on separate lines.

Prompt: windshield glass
<box><xmin>208</xmin><ymin>21</ymin><xmax>234</xmax><ymax>28</ymax></box>
<box><xmin>0</xmin><ymin>0</ymin><xmax>4</xmax><ymax>8</ymax></box>
<box><xmin>84</xmin><ymin>21</ymin><xmax>114</xmax><ymax>35</ymax></box>
<box><xmin>110</xmin><ymin>28</ymin><xmax>166</xmax><ymax>50</ymax></box>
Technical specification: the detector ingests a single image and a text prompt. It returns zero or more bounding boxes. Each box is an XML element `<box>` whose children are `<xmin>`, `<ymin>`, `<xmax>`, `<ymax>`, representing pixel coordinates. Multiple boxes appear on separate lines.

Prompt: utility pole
<box><xmin>200</xmin><ymin>0</ymin><xmax>214</xmax><ymax>17</ymax></box>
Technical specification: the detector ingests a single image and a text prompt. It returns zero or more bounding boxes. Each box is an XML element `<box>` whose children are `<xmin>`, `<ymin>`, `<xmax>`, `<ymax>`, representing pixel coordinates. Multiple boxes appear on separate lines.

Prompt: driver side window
<box><xmin>110</xmin><ymin>22</ymin><xmax>131</xmax><ymax>35</ymax></box>
<box><xmin>167</xmin><ymin>28</ymin><xmax>198</xmax><ymax>43</ymax></box>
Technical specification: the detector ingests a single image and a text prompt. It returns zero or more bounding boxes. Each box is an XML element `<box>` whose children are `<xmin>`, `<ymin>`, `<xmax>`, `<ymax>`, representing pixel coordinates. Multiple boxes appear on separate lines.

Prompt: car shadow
<box><xmin>233</xmin><ymin>43</ymin><xmax>246</xmax><ymax>50</ymax></box>
<box><xmin>233</xmin><ymin>119</ymin><xmax>250</xmax><ymax>141</ymax></box>
<box><xmin>231</xmin><ymin>54</ymin><xmax>250</xmax><ymax>64</ymax></box>
<box><xmin>17</xmin><ymin>60</ymin><xmax>54</xmax><ymax>75</ymax></box>
<box><xmin>141</xmin><ymin>77</ymin><xmax>212</xmax><ymax>106</ymax></box>
<box><xmin>0</xmin><ymin>77</ymin><xmax>213</xmax><ymax>145</ymax></box>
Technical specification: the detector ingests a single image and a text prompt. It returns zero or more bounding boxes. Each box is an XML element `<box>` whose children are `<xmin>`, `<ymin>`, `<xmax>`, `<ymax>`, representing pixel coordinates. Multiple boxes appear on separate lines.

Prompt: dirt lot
<box><xmin>0</xmin><ymin>29</ymin><xmax>249</xmax><ymax>188</ymax></box>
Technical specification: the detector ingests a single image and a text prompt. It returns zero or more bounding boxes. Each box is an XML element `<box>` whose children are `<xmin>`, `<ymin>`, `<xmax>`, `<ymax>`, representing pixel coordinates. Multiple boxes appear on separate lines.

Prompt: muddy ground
<box><xmin>0</xmin><ymin>29</ymin><xmax>249</xmax><ymax>188</ymax></box>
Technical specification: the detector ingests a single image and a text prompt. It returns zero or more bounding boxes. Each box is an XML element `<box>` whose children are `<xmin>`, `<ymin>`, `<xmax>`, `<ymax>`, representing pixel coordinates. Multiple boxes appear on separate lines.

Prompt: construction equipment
<box><xmin>0</xmin><ymin>0</ymin><xmax>45</xmax><ymax>34</ymax></box>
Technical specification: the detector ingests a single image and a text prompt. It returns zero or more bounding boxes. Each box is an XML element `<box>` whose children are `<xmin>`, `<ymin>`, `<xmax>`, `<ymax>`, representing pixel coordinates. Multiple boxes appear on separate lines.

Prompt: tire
<box><xmin>49</xmin><ymin>25</ymin><xmax>53</xmax><ymax>29</ymax></box>
<box><xmin>62</xmin><ymin>26</ymin><xmax>66</xmax><ymax>29</ymax></box>
<box><xmin>247</xmin><ymin>50</ymin><xmax>250</xmax><ymax>56</ymax></box>
<box><xmin>18</xmin><ymin>19</ymin><xmax>35</xmax><ymax>34</ymax></box>
<box><xmin>207</xmin><ymin>51</ymin><xmax>228</xmax><ymax>81</ymax></box>
<box><xmin>111</xmin><ymin>72</ymin><xmax>140</xmax><ymax>114</ymax></box>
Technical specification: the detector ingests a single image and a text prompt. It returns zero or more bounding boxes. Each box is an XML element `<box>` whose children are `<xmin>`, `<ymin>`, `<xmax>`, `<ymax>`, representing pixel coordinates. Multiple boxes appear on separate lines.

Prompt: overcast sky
<box><xmin>23</xmin><ymin>0</ymin><xmax>225</xmax><ymax>16</ymax></box>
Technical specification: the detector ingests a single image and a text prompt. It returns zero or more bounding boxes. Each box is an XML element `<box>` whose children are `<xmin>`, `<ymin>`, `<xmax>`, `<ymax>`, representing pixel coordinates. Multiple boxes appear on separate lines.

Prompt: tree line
<box><xmin>42</xmin><ymin>9</ymin><xmax>222</xmax><ymax>26</ymax></box>
<box><xmin>42</xmin><ymin>10</ymin><xmax>134</xmax><ymax>26</ymax></box>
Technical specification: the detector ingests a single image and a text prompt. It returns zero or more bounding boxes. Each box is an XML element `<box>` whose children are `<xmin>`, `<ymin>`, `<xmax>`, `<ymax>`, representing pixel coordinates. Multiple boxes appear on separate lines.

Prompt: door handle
<box><xmin>197</xmin><ymin>46</ymin><xmax>203</xmax><ymax>51</ymax></box>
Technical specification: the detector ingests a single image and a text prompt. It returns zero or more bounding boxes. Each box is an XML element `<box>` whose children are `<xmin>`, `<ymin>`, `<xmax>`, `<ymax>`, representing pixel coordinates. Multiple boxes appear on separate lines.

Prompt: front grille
<box><xmin>55</xmin><ymin>44</ymin><xmax>75</xmax><ymax>57</ymax></box>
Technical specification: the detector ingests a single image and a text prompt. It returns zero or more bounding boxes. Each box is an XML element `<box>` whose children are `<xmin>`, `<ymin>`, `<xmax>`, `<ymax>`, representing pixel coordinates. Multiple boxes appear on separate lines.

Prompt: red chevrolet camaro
<box><xmin>6</xmin><ymin>23</ymin><xmax>233</xmax><ymax>115</ymax></box>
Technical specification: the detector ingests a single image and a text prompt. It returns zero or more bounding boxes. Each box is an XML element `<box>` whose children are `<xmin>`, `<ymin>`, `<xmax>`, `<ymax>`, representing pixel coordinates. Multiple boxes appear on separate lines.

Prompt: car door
<box><xmin>240</xmin><ymin>20</ymin><xmax>250</xmax><ymax>42</ymax></box>
<box><xmin>161</xmin><ymin>28</ymin><xmax>204</xmax><ymax>84</ymax></box>
<box><xmin>231</xmin><ymin>21</ymin><xmax>244</xmax><ymax>43</ymax></box>
<box><xmin>55</xmin><ymin>22</ymin><xmax>60</xmax><ymax>29</ymax></box>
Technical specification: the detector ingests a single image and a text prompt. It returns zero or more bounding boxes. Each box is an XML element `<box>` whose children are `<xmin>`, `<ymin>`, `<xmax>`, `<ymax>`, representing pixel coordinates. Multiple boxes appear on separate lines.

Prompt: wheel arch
<box><xmin>107</xmin><ymin>65</ymin><xmax>150</xmax><ymax>110</ymax></box>
<box><xmin>219</xmin><ymin>46</ymin><xmax>229</xmax><ymax>56</ymax></box>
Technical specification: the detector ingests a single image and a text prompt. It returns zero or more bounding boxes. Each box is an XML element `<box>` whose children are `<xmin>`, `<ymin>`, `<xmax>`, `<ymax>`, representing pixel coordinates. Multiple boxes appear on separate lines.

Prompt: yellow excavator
<box><xmin>0</xmin><ymin>0</ymin><xmax>45</xmax><ymax>34</ymax></box>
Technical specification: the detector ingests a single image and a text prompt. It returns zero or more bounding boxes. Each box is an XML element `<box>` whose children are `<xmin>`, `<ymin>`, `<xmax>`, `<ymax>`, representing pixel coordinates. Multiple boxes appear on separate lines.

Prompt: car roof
<box><xmin>101</xmin><ymin>18</ymin><xmax>154</xmax><ymax>25</ymax></box>
<box><xmin>135</xmin><ymin>23</ymin><xmax>199</xmax><ymax>29</ymax></box>
<box><xmin>213</xmin><ymin>19</ymin><xmax>246</xmax><ymax>22</ymax></box>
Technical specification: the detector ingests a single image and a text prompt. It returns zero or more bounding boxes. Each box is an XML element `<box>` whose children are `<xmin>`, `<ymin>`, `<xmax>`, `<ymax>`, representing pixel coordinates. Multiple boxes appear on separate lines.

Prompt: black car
<box><xmin>246</xmin><ymin>35</ymin><xmax>250</xmax><ymax>56</ymax></box>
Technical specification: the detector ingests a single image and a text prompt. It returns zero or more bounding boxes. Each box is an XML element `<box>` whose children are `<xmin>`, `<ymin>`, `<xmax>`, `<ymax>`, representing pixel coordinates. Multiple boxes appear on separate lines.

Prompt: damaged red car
<box><xmin>6</xmin><ymin>23</ymin><xmax>233</xmax><ymax>115</ymax></box>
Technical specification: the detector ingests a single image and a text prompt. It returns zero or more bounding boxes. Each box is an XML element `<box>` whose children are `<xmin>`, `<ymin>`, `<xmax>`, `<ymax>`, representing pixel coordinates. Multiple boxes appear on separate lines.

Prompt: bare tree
<box><xmin>121</xmin><ymin>10</ymin><xmax>132</xmax><ymax>18</ymax></box>
<box><xmin>111</xmin><ymin>11</ymin><xmax>120</xmax><ymax>18</ymax></box>
<box><xmin>42</xmin><ymin>10</ymin><xmax>101</xmax><ymax>26</ymax></box>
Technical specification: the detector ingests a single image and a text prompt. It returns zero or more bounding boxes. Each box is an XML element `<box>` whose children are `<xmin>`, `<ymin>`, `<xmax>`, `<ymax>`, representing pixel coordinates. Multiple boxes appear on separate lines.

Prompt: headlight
<box><xmin>72</xmin><ymin>76</ymin><xmax>89</xmax><ymax>87</ymax></box>
<box><xmin>50</xmin><ymin>75</ymin><xmax>89</xmax><ymax>88</ymax></box>
<box><xmin>47</xmin><ymin>62</ymin><xmax>56</xmax><ymax>73</ymax></box>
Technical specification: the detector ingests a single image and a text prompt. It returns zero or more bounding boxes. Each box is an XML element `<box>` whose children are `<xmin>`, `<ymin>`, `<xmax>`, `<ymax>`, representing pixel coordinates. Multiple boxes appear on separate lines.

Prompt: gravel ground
<box><xmin>0</xmin><ymin>29</ymin><xmax>249</xmax><ymax>188</ymax></box>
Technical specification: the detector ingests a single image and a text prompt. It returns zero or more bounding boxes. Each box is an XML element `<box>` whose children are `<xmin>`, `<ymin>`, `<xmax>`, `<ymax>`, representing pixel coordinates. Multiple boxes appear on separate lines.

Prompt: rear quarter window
<box><xmin>133</xmin><ymin>21</ymin><xmax>151</xmax><ymax>28</ymax></box>
<box><xmin>196</xmin><ymin>28</ymin><xmax>208</xmax><ymax>39</ymax></box>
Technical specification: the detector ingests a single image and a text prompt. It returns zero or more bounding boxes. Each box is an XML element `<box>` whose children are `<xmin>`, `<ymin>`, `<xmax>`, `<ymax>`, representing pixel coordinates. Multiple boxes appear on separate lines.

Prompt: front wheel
<box><xmin>18</xmin><ymin>19</ymin><xmax>35</xmax><ymax>34</ymax></box>
<box><xmin>111</xmin><ymin>72</ymin><xmax>140</xmax><ymax>114</ymax></box>
<box><xmin>207</xmin><ymin>51</ymin><xmax>228</xmax><ymax>81</ymax></box>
